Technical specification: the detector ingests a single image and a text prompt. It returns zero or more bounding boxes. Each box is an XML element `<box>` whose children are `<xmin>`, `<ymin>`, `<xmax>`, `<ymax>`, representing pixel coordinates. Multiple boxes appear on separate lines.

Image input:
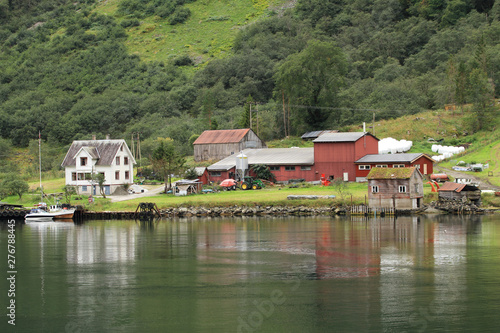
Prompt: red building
<box><xmin>205</xmin><ymin>148</ymin><xmax>315</xmax><ymax>184</ymax></box>
<box><xmin>313</xmin><ymin>132</ymin><xmax>379</xmax><ymax>182</ymax></box>
<box><xmin>355</xmin><ymin>153</ymin><xmax>434</xmax><ymax>182</ymax></box>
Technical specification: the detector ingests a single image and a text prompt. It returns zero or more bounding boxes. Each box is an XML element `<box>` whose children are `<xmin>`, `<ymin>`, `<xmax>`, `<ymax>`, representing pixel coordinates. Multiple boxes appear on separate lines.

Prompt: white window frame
<box><xmin>375</xmin><ymin>164</ymin><xmax>388</xmax><ymax>168</ymax></box>
<box><xmin>393</xmin><ymin>164</ymin><xmax>405</xmax><ymax>168</ymax></box>
<box><xmin>372</xmin><ymin>185</ymin><xmax>379</xmax><ymax>193</ymax></box>
<box><xmin>399</xmin><ymin>185</ymin><xmax>407</xmax><ymax>193</ymax></box>
<box><xmin>358</xmin><ymin>165</ymin><xmax>371</xmax><ymax>170</ymax></box>
<box><xmin>285</xmin><ymin>166</ymin><xmax>296</xmax><ymax>171</ymax></box>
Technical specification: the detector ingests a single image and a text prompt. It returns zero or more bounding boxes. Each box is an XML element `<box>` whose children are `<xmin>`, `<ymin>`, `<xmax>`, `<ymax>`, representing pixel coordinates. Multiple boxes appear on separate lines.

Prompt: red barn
<box><xmin>355</xmin><ymin>153</ymin><xmax>435</xmax><ymax>182</ymax></box>
<box><xmin>313</xmin><ymin>132</ymin><xmax>379</xmax><ymax>182</ymax></box>
<box><xmin>205</xmin><ymin>148</ymin><xmax>315</xmax><ymax>184</ymax></box>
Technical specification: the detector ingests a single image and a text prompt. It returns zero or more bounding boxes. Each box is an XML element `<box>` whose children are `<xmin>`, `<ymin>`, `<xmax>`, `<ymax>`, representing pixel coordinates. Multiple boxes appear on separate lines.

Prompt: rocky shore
<box><xmin>159</xmin><ymin>205</ymin><xmax>334</xmax><ymax>218</ymax></box>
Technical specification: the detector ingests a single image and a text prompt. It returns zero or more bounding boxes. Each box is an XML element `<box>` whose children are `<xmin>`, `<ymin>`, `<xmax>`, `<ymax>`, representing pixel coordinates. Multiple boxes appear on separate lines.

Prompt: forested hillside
<box><xmin>0</xmin><ymin>0</ymin><xmax>499</xmax><ymax>165</ymax></box>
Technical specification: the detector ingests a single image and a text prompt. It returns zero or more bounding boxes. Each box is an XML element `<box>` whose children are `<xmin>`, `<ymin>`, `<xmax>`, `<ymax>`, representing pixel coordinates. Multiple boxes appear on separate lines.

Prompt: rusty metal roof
<box><xmin>193</xmin><ymin>129</ymin><xmax>251</xmax><ymax>145</ymax></box>
<box><xmin>438</xmin><ymin>182</ymin><xmax>479</xmax><ymax>192</ymax></box>
<box><xmin>367</xmin><ymin>167</ymin><xmax>418</xmax><ymax>179</ymax></box>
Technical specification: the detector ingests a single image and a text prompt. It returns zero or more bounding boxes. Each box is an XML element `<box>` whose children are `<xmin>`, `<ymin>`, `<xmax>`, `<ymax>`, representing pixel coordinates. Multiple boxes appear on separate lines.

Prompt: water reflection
<box><xmin>3</xmin><ymin>215</ymin><xmax>500</xmax><ymax>332</ymax></box>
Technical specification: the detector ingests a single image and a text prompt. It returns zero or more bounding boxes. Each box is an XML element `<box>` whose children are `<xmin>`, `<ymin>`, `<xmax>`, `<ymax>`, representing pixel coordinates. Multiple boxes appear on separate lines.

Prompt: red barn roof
<box><xmin>193</xmin><ymin>129</ymin><xmax>251</xmax><ymax>145</ymax></box>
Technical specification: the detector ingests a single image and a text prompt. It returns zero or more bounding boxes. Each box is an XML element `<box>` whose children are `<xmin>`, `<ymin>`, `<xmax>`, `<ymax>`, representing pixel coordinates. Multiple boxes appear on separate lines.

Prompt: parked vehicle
<box><xmin>240</xmin><ymin>177</ymin><xmax>265</xmax><ymax>190</ymax></box>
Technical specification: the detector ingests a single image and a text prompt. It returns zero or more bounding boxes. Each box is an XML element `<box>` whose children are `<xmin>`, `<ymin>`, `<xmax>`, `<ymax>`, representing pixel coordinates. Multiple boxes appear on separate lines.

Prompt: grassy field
<box><xmin>94</xmin><ymin>0</ymin><xmax>289</xmax><ymax>66</ymax></box>
<box><xmin>2</xmin><ymin>180</ymin><xmax>449</xmax><ymax>211</ymax></box>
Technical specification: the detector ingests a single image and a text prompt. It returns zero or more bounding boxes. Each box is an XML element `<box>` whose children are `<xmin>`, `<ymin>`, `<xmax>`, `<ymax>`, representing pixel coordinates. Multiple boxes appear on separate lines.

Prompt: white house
<box><xmin>61</xmin><ymin>139</ymin><xmax>136</xmax><ymax>196</ymax></box>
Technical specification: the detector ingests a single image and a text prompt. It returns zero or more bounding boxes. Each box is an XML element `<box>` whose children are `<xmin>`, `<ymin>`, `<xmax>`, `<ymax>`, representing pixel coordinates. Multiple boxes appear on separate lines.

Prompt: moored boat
<box><xmin>25</xmin><ymin>202</ymin><xmax>75</xmax><ymax>221</ymax></box>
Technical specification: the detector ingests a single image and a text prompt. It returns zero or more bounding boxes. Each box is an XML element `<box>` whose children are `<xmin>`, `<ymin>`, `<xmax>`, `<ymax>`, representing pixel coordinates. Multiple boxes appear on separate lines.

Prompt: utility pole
<box><xmin>372</xmin><ymin>111</ymin><xmax>376</xmax><ymax>136</ymax></box>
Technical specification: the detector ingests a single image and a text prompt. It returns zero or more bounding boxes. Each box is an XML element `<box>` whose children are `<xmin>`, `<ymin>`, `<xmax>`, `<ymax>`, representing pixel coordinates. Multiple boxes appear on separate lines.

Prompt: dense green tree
<box><xmin>275</xmin><ymin>40</ymin><xmax>348</xmax><ymax>131</ymax></box>
<box><xmin>152</xmin><ymin>138</ymin><xmax>185</xmax><ymax>193</ymax></box>
<box><xmin>1</xmin><ymin>173</ymin><xmax>29</xmax><ymax>199</ymax></box>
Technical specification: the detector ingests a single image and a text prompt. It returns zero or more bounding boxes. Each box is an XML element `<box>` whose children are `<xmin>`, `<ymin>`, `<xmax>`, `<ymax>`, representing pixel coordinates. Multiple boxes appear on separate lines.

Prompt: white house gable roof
<box><xmin>61</xmin><ymin>139</ymin><xmax>136</xmax><ymax>167</ymax></box>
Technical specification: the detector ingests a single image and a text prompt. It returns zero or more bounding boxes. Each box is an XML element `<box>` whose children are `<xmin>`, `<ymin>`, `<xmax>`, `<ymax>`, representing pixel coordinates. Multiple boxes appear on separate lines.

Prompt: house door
<box><xmin>104</xmin><ymin>185</ymin><xmax>111</xmax><ymax>195</ymax></box>
<box><xmin>423</xmin><ymin>164</ymin><xmax>428</xmax><ymax>175</ymax></box>
<box><xmin>343</xmin><ymin>172</ymin><xmax>349</xmax><ymax>181</ymax></box>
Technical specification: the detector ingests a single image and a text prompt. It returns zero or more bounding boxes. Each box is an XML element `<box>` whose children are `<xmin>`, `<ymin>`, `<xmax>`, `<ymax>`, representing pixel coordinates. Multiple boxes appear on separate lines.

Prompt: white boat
<box><xmin>25</xmin><ymin>202</ymin><xmax>75</xmax><ymax>221</ymax></box>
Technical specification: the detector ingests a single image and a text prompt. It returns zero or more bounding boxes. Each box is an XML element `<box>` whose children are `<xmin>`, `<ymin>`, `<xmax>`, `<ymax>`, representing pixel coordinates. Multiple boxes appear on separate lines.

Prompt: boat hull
<box><xmin>25</xmin><ymin>209</ymin><xmax>75</xmax><ymax>221</ymax></box>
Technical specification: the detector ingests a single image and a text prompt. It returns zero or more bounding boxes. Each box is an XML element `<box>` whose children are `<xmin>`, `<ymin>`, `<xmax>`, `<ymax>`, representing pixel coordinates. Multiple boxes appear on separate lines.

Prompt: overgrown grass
<box><xmin>94</xmin><ymin>0</ymin><xmax>288</xmax><ymax>66</ymax></box>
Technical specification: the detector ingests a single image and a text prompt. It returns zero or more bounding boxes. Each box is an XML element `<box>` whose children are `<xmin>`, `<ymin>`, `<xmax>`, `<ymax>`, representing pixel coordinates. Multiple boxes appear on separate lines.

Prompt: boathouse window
<box><xmin>115</xmin><ymin>171</ymin><xmax>120</xmax><ymax>180</ymax></box>
<box><xmin>270</xmin><ymin>166</ymin><xmax>280</xmax><ymax>171</ymax></box>
<box><xmin>124</xmin><ymin>157</ymin><xmax>129</xmax><ymax>165</ymax></box>
<box><xmin>375</xmin><ymin>165</ymin><xmax>388</xmax><ymax>168</ymax></box>
<box><xmin>399</xmin><ymin>185</ymin><xmax>407</xmax><ymax>193</ymax></box>
<box><xmin>210</xmin><ymin>172</ymin><xmax>221</xmax><ymax>177</ymax></box>
<box><xmin>301</xmin><ymin>166</ymin><xmax>312</xmax><ymax>171</ymax></box>
<box><xmin>125</xmin><ymin>171</ymin><xmax>129</xmax><ymax>180</ymax></box>
<box><xmin>80</xmin><ymin>157</ymin><xmax>87</xmax><ymax>166</ymax></box>
<box><xmin>393</xmin><ymin>164</ymin><xmax>405</xmax><ymax>168</ymax></box>
<box><xmin>372</xmin><ymin>186</ymin><xmax>379</xmax><ymax>193</ymax></box>
<box><xmin>285</xmin><ymin>166</ymin><xmax>296</xmax><ymax>171</ymax></box>
<box><xmin>359</xmin><ymin>165</ymin><xmax>371</xmax><ymax>170</ymax></box>
<box><xmin>116</xmin><ymin>156</ymin><xmax>120</xmax><ymax>165</ymax></box>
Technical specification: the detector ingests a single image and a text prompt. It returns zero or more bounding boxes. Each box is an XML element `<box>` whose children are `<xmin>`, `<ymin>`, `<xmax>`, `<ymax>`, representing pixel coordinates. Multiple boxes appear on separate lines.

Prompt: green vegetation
<box><xmin>1</xmin><ymin>0</ymin><xmax>500</xmax><ymax>210</ymax></box>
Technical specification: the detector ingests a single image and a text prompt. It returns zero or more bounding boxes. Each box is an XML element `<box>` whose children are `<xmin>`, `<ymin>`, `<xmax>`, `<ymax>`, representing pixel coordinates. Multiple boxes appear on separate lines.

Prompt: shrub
<box><xmin>121</xmin><ymin>19</ymin><xmax>141</xmax><ymax>28</ymax></box>
<box><xmin>174</xmin><ymin>55</ymin><xmax>193</xmax><ymax>66</ymax></box>
<box><xmin>169</xmin><ymin>7</ymin><xmax>191</xmax><ymax>25</ymax></box>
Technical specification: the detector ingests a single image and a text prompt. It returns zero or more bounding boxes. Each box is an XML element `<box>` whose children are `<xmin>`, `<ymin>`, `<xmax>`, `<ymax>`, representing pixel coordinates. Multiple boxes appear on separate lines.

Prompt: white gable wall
<box><xmin>64</xmin><ymin>142</ymin><xmax>135</xmax><ymax>195</ymax></box>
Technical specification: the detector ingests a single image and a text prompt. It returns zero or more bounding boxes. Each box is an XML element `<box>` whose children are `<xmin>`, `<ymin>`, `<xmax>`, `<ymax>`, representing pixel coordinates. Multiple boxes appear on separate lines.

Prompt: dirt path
<box><xmin>108</xmin><ymin>185</ymin><xmax>164</xmax><ymax>202</ymax></box>
<box><xmin>434</xmin><ymin>165</ymin><xmax>500</xmax><ymax>191</ymax></box>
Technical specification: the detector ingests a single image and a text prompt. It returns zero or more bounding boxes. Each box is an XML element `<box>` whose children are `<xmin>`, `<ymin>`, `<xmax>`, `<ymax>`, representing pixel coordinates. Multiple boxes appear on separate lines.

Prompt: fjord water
<box><xmin>2</xmin><ymin>215</ymin><xmax>500</xmax><ymax>332</ymax></box>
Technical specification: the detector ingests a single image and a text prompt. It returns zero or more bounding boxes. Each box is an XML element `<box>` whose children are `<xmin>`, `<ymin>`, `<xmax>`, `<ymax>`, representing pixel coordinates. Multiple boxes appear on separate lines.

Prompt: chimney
<box><xmin>92</xmin><ymin>134</ymin><xmax>96</xmax><ymax>140</ymax></box>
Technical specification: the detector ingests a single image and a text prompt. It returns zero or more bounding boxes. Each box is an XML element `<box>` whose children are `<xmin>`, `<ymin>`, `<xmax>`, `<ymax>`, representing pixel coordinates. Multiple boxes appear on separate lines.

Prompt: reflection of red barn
<box><xmin>355</xmin><ymin>153</ymin><xmax>434</xmax><ymax>182</ymax></box>
<box><xmin>316</xmin><ymin>224</ymin><xmax>380</xmax><ymax>279</ymax></box>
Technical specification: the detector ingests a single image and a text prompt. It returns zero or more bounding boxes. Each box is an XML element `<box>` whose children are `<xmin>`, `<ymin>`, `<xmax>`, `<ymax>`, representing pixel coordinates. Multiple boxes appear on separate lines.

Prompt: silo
<box><xmin>236</xmin><ymin>152</ymin><xmax>248</xmax><ymax>180</ymax></box>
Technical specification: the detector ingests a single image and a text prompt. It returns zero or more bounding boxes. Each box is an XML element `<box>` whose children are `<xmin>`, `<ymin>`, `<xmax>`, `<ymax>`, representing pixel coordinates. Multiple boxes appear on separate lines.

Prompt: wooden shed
<box><xmin>438</xmin><ymin>182</ymin><xmax>481</xmax><ymax>205</ymax></box>
<box><xmin>367</xmin><ymin>167</ymin><xmax>424</xmax><ymax>209</ymax></box>
<box><xmin>193</xmin><ymin>129</ymin><xmax>266</xmax><ymax>162</ymax></box>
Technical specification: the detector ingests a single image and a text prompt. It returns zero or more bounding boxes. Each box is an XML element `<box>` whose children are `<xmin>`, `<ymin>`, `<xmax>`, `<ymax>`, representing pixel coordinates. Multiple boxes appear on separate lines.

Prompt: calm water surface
<box><xmin>1</xmin><ymin>215</ymin><xmax>500</xmax><ymax>332</ymax></box>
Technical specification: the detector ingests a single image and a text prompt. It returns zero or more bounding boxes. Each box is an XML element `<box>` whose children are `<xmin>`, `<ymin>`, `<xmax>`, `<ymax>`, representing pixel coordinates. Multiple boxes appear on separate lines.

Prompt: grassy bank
<box><xmin>2</xmin><ymin>181</ymin><xmax>456</xmax><ymax>212</ymax></box>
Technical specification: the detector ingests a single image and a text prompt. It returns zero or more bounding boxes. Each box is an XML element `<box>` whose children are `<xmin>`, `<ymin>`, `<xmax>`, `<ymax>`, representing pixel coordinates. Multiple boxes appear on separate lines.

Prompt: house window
<box><xmin>125</xmin><ymin>171</ymin><xmax>129</xmax><ymax>180</ymax></box>
<box><xmin>301</xmin><ymin>166</ymin><xmax>312</xmax><ymax>171</ymax></box>
<box><xmin>82</xmin><ymin>185</ymin><xmax>87</xmax><ymax>192</ymax></box>
<box><xmin>399</xmin><ymin>185</ymin><xmax>407</xmax><ymax>193</ymax></box>
<box><xmin>393</xmin><ymin>164</ymin><xmax>405</xmax><ymax>168</ymax></box>
<box><xmin>285</xmin><ymin>166</ymin><xmax>296</xmax><ymax>171</ymax></box>
<box><xmin>72</xmin><ymin>173</ymin><xmax>77</xmax><ymax>181</ymax></box>
<box><xmin>116</xmin><ymin>156</ymin><xmax>120</xmax><ymax>165</ymax></box>
<box><xmin>210</xmin><ymin>172</ymin><xmax>221</xmax><ymax>177</ymax></box>
<box><xmin>115</xmin><ymin>171</ymin><xmax>120</xmax><ymax>180</ymax></box>
<box><xmin>372</xmin><ymin>185</ymin><xmax>379</xmax><ymax>193</ymax></box>
<box><xmin>80</xmin><ymin>157</ymin><xmax>87</xmax><ymax>166</ymax></box>
<box><xmin>358</xmin><ymin>165</ymin><xmax>371</xmax><ymax>170</ymax></box>
<box><xmin>124</xmin><ymin>157</ymin><xmax>129</xmax><ymax>165</ymax></box>
<box><xmin>270</xmin><ymin>166</ymin><xmax>280</xmax><ymax>171</ymax></box>
<box><xmin>78</xmin><ymin>173</ymin><xmax>84</xmax><ymax>181</ymax></box>
<box><xmin>375</xmin><ymin>165</ymin><xmax>388</xmax><ymax>168</ymax></box>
